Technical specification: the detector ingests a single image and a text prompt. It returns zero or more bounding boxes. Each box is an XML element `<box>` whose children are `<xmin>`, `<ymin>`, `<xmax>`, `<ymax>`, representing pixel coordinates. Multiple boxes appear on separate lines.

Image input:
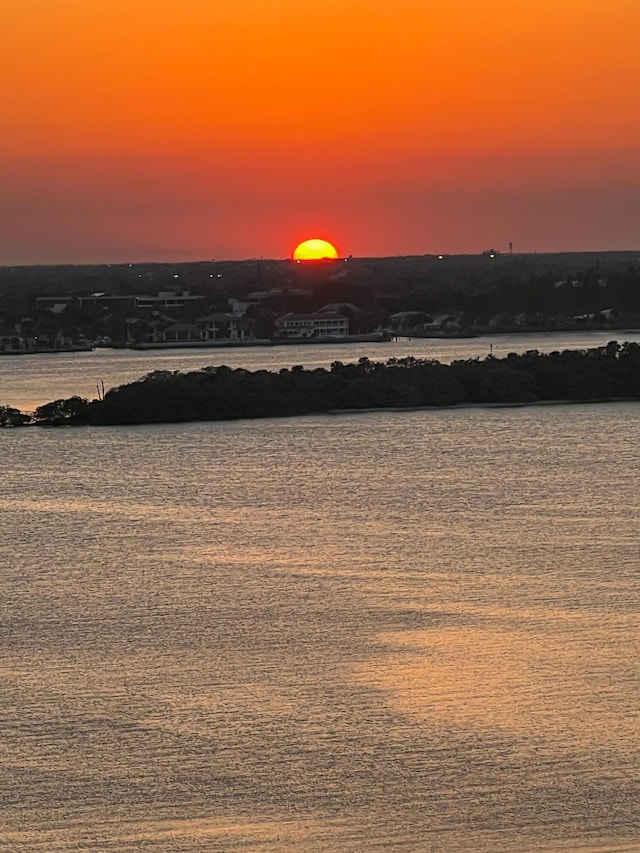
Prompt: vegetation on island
<box><xmin>2</xmin><ymin>342</ymin><xmax>640</xmax><ymax>428</ymax></box>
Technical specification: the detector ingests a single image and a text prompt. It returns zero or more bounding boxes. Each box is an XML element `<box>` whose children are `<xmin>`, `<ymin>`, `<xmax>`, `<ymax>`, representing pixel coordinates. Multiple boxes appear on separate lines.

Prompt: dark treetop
<box><xmin>2</xmin><ymin>342</ymin><xmax>639</xmax><ymax>428</ymax></box>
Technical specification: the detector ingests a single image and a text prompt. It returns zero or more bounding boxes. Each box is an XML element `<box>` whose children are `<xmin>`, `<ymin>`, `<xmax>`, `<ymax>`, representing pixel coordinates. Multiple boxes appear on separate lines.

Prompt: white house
<box><xmin>274</xmin><ymin>312</ymin><xmax>349</xmax><ymax>339</ymax></box>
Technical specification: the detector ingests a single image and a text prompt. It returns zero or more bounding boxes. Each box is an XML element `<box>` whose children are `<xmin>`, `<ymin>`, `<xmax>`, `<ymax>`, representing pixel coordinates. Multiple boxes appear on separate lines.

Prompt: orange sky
<box><xmin>1</xmin><ymin>0</ymin><xmax>639</xmax><ymax>263</ymax></box>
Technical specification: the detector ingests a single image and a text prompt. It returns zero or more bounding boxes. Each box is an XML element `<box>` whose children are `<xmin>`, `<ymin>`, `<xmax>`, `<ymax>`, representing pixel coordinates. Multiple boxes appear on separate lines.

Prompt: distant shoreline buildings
<box><xmin>1</xmin><ymin>251</ymin><xmax>639</xmax><ymax>353</ymax></box>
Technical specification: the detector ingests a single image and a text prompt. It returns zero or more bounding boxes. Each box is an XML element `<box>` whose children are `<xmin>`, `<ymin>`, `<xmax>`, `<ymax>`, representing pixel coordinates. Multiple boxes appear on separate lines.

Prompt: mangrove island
<box><xmin>1</xmin><ymin>342</ymin><xmax>640</xmax><ymax>428</ymax></box>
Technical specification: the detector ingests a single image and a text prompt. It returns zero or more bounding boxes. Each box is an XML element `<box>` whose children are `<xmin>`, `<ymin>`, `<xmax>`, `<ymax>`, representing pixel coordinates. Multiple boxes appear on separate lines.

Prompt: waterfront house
<box><xmin>161</xmin><ymin>322</ymin><xmax>203</xmax><ymax>343</ymax></box>
<box><xmin>274</xmin><ymin>312</ymin><xmax>349</xmax><ymax>339</ymax></box>
<box><xmin>197</xmin><ymin>313</ymin><xmax>256</xmax><ymax>341</ymax></box>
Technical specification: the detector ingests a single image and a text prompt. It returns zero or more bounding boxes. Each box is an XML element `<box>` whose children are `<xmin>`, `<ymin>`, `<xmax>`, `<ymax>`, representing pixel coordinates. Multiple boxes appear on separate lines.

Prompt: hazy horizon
<box><xmin>2</xmin><ymin>1</ymin><xmax>639</xmax><ymax>266</ymax></box>
<box><xmin>3</xmin><ymin>246</ymin><xmax>640</xmax><ymax>271</ymax></box>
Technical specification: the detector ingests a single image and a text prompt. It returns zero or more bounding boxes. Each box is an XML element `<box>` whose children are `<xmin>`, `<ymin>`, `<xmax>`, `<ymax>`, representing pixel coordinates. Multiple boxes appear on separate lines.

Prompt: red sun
<box><xmin>292</xmin><ymin>238</ymin><xmax>339</xmax><ymax>261</ymax></box>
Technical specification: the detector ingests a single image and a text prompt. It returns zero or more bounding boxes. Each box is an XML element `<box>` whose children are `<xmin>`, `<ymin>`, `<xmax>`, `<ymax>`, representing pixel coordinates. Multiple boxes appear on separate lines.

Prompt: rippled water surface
<box><xmin>1</xmin><ymin>404</ymin><xmax>639</xmax><ymax>851</ymax></box>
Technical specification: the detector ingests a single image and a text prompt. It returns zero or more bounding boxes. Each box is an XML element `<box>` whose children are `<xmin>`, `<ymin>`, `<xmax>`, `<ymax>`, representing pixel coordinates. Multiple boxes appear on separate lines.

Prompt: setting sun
<box><xmin>292</xmin><ymin>239</ymin><xmax>339</xmax><ymax>262</ymax></box>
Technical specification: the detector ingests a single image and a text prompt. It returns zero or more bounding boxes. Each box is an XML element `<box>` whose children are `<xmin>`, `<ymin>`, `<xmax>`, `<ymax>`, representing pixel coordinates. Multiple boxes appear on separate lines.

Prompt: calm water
<box><xmin>1</xmin><ymin>404</ymin><xmax>639</xmax><ymax>851</ymax></box>
<box><xmin>3</xmin><ymin>329</ymin><xmax>640</xmax><ymax>412</ymax></box>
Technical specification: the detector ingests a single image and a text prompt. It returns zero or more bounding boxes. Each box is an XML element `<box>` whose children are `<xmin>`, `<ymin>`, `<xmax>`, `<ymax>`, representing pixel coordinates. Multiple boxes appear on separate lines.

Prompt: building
<box><xmin>36</xmin><ymin>290</ymin><xmax>203</xmax><ymax>313</ymax></box>
<box><xmin>274</xmin><ymin>312</ymin><xmax>349</xmax><ymax>339</ymax></box>
<box><xmin>161</xmin><ymin>322</ymin><xmax>203</xmax><ymax>343</ymax></box>
<box><xmin>0</xmin><ymin>333</ymin><xmax>25</xmax><ymax>352</ymax></box>
<box><xmin>134</xmin><ymin>291</ymin><xmax>204</xmax><ymax>311</ymax></box>
<box><xmin>197</xmin><ymin>313</ymin><xmax>255</xmax><ymax>341</ymax></box>
<box><xmin>36</xmin><ymin>293</ymin><xmax>138</xmax><ymax>312</ymax></box>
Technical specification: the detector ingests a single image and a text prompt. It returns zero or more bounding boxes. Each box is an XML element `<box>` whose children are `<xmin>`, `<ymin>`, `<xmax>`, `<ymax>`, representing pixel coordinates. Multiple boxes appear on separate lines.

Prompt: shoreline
<box><xmin>129</xmin><ymin>333</ymin><xmax>392</xmax><ymax>350</ymax></box>
<box><xmin>327</xmin><ymin>396</ymin><xmax>639</xmax><ymax>416</ymax></box>
<box><xmin>0</xmin><ymin>346</ymin><xmax>94</xmax><ymax>356</ymax></box>
<box><xmin>2</xmin><ymin>327</ymin><xmax>640</xmax><ymax>357</ymax></box>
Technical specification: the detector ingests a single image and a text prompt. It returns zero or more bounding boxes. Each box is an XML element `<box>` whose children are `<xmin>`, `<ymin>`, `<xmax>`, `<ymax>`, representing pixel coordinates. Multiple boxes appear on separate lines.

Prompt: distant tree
<box><xmin>34</xmin><ymin>396</ymin><xmax>91</xmax><ymax>425</ymax></box>
<box><xmin>476</xmin><ymin>366</ymin><xmax>537</xmax><ymax>403</ymax></box>
<box><xmin>0</xmin><ymin>405</ymin><xmax>31</xmax><ymax>427</ymax></box>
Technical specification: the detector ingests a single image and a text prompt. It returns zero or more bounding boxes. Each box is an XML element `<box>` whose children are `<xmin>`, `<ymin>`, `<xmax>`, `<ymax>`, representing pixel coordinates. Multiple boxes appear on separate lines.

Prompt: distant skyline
<box><xmin>2</xmin><ymin>0</ymin><xmax>639</xmax><ymax>265</ymax></box>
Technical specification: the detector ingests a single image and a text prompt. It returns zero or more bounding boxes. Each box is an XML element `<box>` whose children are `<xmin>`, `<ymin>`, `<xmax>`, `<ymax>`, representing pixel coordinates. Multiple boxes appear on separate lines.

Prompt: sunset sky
<box><xmin>2</xmin><ymin>0</ymin><xmax>639</xmax><ymax>264</ymax></box>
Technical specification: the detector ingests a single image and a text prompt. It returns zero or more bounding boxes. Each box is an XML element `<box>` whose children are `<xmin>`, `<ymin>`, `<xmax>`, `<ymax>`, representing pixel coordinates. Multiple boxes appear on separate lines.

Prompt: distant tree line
<box><xmin>2</xmin><ymin>342</ymin><xmax>640</xmax><ymax>428</ymax></box>
<box><xmin>3</xmin><ymin>254</ymin><xmax>640</xmax><ymax>336</ymax></box>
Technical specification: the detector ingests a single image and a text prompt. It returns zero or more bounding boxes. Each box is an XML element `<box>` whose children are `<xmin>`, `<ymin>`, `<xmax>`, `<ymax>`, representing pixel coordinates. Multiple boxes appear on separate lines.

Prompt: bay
<box><xmin>1</xmin><ymin>403</ymin><xmax>638</xmax><ymax>851</ymax></box>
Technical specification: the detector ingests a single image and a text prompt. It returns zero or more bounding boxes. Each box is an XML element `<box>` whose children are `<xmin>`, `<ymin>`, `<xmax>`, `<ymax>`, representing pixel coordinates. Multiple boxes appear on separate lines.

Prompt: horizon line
<box><xmin>3</xmin><ymin>247</ymin><xmax>640</xmax><ymax>270</ymax></box>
